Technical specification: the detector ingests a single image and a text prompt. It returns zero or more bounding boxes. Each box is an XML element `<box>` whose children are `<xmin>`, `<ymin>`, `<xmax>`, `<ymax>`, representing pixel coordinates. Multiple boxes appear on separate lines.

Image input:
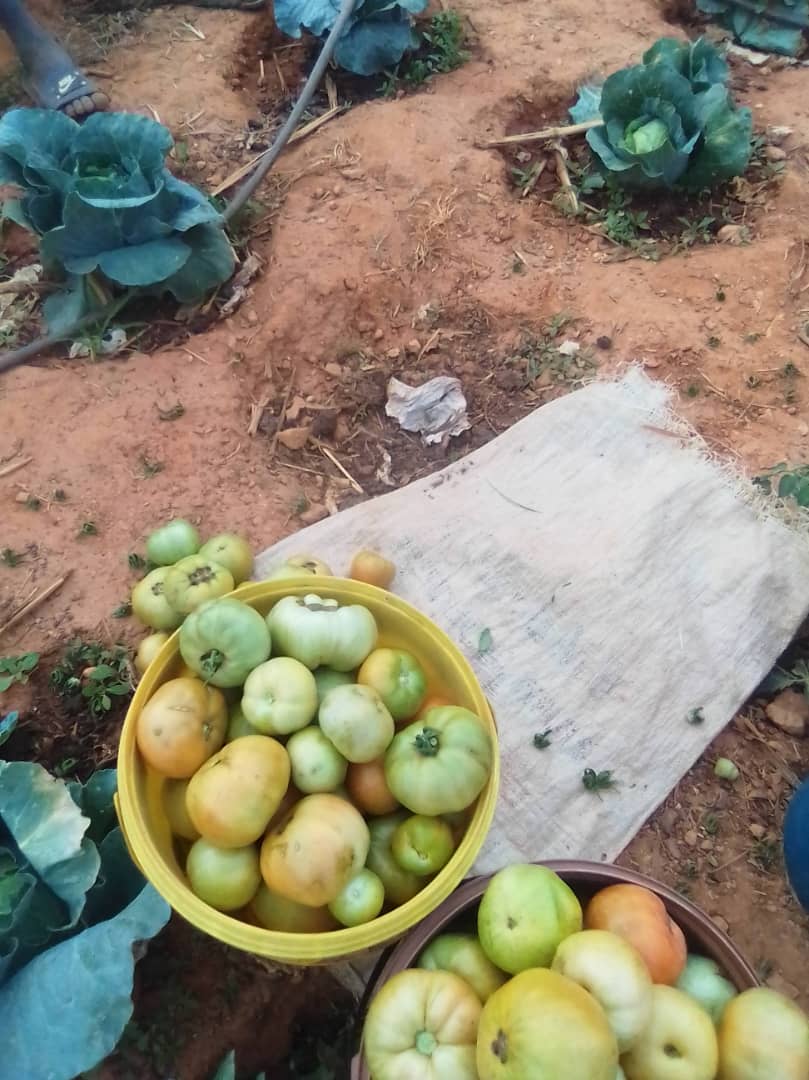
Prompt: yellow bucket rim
<box><xmin>117</xmin><ymin>577</ymin><xmax>500</xmax><ymax>964</ymax></box>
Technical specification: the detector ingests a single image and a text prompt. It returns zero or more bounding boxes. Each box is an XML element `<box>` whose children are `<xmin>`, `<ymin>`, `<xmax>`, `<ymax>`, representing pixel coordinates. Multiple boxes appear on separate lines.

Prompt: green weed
<box><xmin>384</xmin><ymin>11</ymin><xmax>468</xmax><ymax>93</ymax></box>
<box><xmin>50</xmin><ymin>641</ymin><xmax>132</xmax><ymax>718</ymax></box>
<box><xmin>0</xmin><ymin>652</ymin><xmax>39</xmax><ymax>692</ymax></box>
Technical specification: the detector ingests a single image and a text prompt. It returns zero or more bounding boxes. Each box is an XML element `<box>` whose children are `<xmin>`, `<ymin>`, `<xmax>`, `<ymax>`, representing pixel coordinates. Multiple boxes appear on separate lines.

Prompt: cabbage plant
<box><xmin>0</xmin><ymin>761</ymin><xmax>170</xmax><ymax>1080</ymax></box>
<box><xmin>276</xmin><ymin>0</ymin><xmax>428</xmax><ymax>75</ymax></box>
<box><xmin>0</xmin><ymin>109</ymin><xmax>235</xmax><ymax>333</ymax></box>
<box><xmin>696</xmin><ymin>0</ymin><xmax>809</xmax><ymax>57</ymax></box>
<box><xmin>570</xmin><ymin>37</ymin><xmax>753</xmax><ymax>192</ymax></box>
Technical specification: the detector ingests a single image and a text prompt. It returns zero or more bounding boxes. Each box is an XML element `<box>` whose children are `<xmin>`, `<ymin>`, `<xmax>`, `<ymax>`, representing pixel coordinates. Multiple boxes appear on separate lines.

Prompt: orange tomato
<box><xmin>136</xmin><ymin>677</ymin><xmax>227</xmax><ymax>778</ymax></box>
<box><xmin>584</xmin><ymin>884</ymin><xmax>687</xmax><ymax>985</ymax></box>
<box><xmin>413</xmin><ymin>694</ymin><xmax>455</xmax><ymax>724</ymax></box>
<box><xmin>260</xmin><ymin>793</ymin><xmax>370</xmax><ymax>907</ymax></box>
<box><xmin>186</xmin><ymin>734</ymin><xmax>290</xmax><ymax>848</ymax></box>
<box><xmin>349</xmin><ymin>549</ymin><xmax>396</xmax><ymax>589</ymax></box>
<box><xmin>346</xmin><ymin>757</ymin><xmax>400</xmax><ymax>816</ymax></box>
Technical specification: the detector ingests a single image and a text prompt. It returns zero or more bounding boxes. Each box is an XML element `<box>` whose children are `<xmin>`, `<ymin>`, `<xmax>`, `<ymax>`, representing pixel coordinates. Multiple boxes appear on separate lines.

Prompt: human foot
<box><xmin>24</xmin><ymin>47</ymin><xmax>110</xmax><ymax>118</ymax></box>
<box><xmin>0</xmin><ymin>0</ymin><xmax>110</xmax><ymax>118</ymax></box>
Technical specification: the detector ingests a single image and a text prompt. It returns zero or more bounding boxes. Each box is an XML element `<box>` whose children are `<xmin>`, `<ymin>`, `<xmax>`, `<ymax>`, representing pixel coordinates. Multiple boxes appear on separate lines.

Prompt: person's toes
<box><xmin>62</xmin><ymin>91</ymin><xmax>110</xmax><ymax>119</ymax></box>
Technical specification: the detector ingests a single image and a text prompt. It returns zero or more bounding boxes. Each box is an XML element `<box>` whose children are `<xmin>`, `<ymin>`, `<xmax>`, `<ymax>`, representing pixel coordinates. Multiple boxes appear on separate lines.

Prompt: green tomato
<box><xmin>267</xmin><ymin>593</ymin><xmax>377</xmax><ymax>672</ymax></box>
<box><xmin>241</xmin><ymin>657</ymin><xmax>318</xmax><ymax>735</ymax></box>
<box><xmin>676</xmin><ymin>955</ymin><xmax>737</xmax><ymax>1024</ymax></box>
<box><xmin>186</xmin><ymin>838</ymin><xmax>261</xmax><ymax>911</ymax></box>
<box><xmin>328</xmin><ymin>868</ymin><xmax>385</xmax><ymax>927</ymax></box>
<box><xmin>384</xmin><ymin>706</ymin><xmax>493</xmax><ymax>816</ymax></box>
<box><xmin>131</xmin><ymin>567</ymin><xmax>183</xmax><ymax>631</ymax></box>
<box><xmin>392</xmin><ymin>814</ymin><xmax>454</xmax><ymax>877</ymax></box>
<box><xmin>313</xmin><ymin>666</ymin><xmax>355</xmax><ymax>706</ymax></box>
<box><xmin>287</xmin><ymin>725</ymin><xmax>348</xmax><ymax>793</ymax></box>
<box><xmin>145</xmin><ymin>518</ymin><xmax>201</xmax><ymax>566</ymax></box>
<box><xmin>357</xmin><ymin>648</ymin><xmax>427</xmax><ymax>721</ymax></box>
<box><xmin>418</xmin><ymin>932</ymin><xmax>507</xmax><ymax>1003</ymax></box>
<box><xmin>264</xmin><ymin>554</ymin><xmax>333</xmax><ymax>581</ymax></box>
<box><xmin>319</xmin><ymin>684</ymin><xmax>394</xmax><ymax>763</ymax></box>
<box><xmin>198</xmin><ymin>533</ymin><xmax>254</xmax><ymax>586</ymax></box>
<box><xmin>165</xmin><ymin>554</ymin><xmax>235</xmax><ymax>616</ymax></box>
<box><xmin>226</xmin><ymin>702</ymin><xmax>257</xmax><ymax>741</ymax></box>
<box><xmin>366</xmin><ymin>813</ymin><xmax>426</xmax><ymax>906</ymax></box>
<box><xmin>179</xmin><ymin>597</ymin><xmax>271</xmax><ymax>688</ymax></box>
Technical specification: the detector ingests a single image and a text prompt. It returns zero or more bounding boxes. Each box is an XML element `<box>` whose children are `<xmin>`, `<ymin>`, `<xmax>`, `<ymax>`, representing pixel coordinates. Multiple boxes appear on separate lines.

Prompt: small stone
<box><xmin>717</xmin><ymin>224</ymin><xmax>748</xmax><ymax>245</ymax></box>
<box><xmin>643</xmin><ymin>356</ymin><xmax>662</xmax><ymax>369</ymax></box>
<box><xmin>405</xmin><ymin>338</ymin><xmax>421</xmax><ymax>356</ymax></box>
<box><xmin>749</xmin><ymin>823</ymin><xmax>766</xmax><ymax>840</ymax></box>
<box><xmin>276</xmin><ymin>425</ymin><xmax>311</xmax><ymax>450</ymax></box>
<box><xmin>659</xmin><ymin>807</ymin><xmax>678</xmax><ymax>835</ymax></box>
<box><xmin>787</xmin><ymin>406</ymin><xmax>798</xmax><ymax>416</ymax></box>
<box><xmin>245</xmin><ymin>309</ymin><xmax>259</xmax><ymax>325</ymax></box>
<box><xmin>324</xmin><ymin>362</ymin><xmax>343</xmax><ymax>377</ymax></box>
<box><xmin>700</xmin><ymin>838</ymin><xmax>714</xmax><ymax>851</ymax></box>
<box><xmin>343</xmin><ymin>279</ymin><xmax>356</xmax><ymax>291</ymax></box>
<box><xmin>331</xmin><ymin>183</ymin><xmax>343</xmax><ymax>196</ymax></box>
<box><xmin>712</xmin><ymin>914</ymin><xmax>729</xmax><ymax>934</ymax></box>
<box><xmin>684</xmin><ymin>829</ymin><xmax>699</xmax><ymax>847</ymax></box>
<box><xmin>386</xmin><ymin>347</ymin><xmax>401</xmax><ymax>360</ymax></box>
<box><xmin>767</xmin><ymin>125</ymin><xmax>793</xmax><ymax>145</ymax></box>
<box><xmin>664</xmin><ymin>837</ymin><xmax>681</xmax><ymax>860</ymax></box>
<box><xmin>357</xmin><ymin>319</ymin><xmax>374</xmax><ymax>334</ymax></box>
<box><xmin>341</xmin><ymin>167</ymin><xmax>366</xmax><ymax>181</ymax></box>
<box><xmin>596</xmin><ymin>335</ymin><xmax>613</xmax><ymax>350</ymax></box>
<box><xmin>373</xmin><ymin>328</ymin><xmax>385</xmax><ymax>342</ymax></box>
<box><xmin>299</xmin><ymin>503</ymin><xmax>328</xmax><ymax>526</ymax></box>
<box><xmin>797</xmin><ymin>421</ymin><xmax>809</xmax><ymax>437</ymax></box>
<box><xmin>765</xmin><ymin>689</ymin><xmax>808</xmax><ymax>737</ymax></box>
<box><xmin>765</xmin><ymin>145</ymin><xmax>787</xmax><ymax>162</ymax></box>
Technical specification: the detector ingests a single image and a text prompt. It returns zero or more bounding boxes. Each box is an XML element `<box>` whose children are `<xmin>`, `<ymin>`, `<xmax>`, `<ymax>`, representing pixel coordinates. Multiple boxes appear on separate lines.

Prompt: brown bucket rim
<box><xmin>349</xmin><ymin>859</ymin><xmax>759</xmax><ymax>1079</ymax></box>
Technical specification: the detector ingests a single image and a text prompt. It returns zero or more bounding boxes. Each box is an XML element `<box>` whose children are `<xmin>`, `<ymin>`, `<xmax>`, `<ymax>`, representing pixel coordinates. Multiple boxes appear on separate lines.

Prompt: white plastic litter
<box><xmin>256</xmin><ymin>368</ymin><xmax>809</xmax><ymax>984</ymax></box>
<box><xmin>385</xmin><ymin>375</ymin><xmax>470</xmax><ymax>444</ymax></box>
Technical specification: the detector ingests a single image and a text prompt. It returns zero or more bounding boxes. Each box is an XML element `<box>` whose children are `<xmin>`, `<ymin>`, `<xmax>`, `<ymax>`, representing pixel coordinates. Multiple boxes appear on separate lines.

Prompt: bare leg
<box><xmin>0</xmin><ymin>0</ymin><xmax>109</xmax><ymax>118</ymax></box>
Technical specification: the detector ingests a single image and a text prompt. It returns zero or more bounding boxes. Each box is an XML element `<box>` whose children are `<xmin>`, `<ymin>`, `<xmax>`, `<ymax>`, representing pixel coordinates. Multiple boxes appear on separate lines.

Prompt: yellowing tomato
<box><xmin>134</xmin><ymin>632</ymin><xmax>169</xmax><ymax>676</ymax></box>
<box><xmin>162</xmin><ymin>777</ymin><xmax>200</xmax><ymax>841</ymax></box>
<box><xmin>251</xmin><ymin>884</ymin><xmax>337</xmax><ymax>933</ymax></box>
<box><xmin>477</xmin><ymin>968</ymin><xmax>618</xmax><ymax>1080</ymax></box>
<box><xmin>198</xmin><ymin>533</ymin><xmax>254</xmax><ymax>585</ymax></box>
<box><xmin>186</xmin><ymin>734</ymin><xmax>290</xmax><ymax>848</ymax></box>
<box><xmin>364</xmin><ymin>969</ymin><xmax>480</xmax><ymax>1080</ymax></box>
<box><xmin>349</xmin><ymin>549</ymin><xmax>396</xmax><ymax>589</ymax></box>
<box><xmin>136</xmin><ymin>677</ymin><xmax>227</xmax><ymax>778</ymax></box>
<box><xmin>357</xmin><ymin>648</ymin><xmax>427</xmax><ymax>721</ymax></box>
<box><xmin>260</xmin><ymin>794</ymin><xmax>369</xmax><ymax>907</ymax></box>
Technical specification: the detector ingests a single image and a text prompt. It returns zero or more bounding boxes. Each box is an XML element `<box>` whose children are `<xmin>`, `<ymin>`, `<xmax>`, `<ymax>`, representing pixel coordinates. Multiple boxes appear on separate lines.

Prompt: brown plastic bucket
<box><xmin>349</xmin><ymin>859</ymin><xmax>760</xmax><ymax>1080</ymax></box>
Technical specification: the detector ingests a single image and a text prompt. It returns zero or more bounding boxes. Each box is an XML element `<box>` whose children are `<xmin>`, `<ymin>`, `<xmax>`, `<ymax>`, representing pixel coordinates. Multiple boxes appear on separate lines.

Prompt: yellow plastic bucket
<box><xmin>116</xmin><ymin>578</ymin><xmax>499</xmax><ymax>965</ymax></box>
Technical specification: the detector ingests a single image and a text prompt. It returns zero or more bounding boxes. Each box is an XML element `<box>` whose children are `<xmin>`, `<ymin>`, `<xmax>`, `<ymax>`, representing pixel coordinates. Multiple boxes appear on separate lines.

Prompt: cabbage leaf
<box><xmin>276</xmin><ymin>0</ymin><xmax>427</xmax><ymax>74</ymax></box>
<box><xmin>0</xmin><ymin>761</ymin><xmax>170</xmax><ymax>1080</ymax></box>
<box><xmin>696</xmin><ymin>0</ymin><xmax>809</xmax><ymax>57</ymax></box>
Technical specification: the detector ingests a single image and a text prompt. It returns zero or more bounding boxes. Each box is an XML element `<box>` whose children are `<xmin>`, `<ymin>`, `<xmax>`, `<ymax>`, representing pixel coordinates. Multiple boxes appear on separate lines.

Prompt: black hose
<box><xmin>0</xmin><ymin>0</ymin><xmax>357</xmax><ymax>374</ymax></box>
<box><xmin>224</xmin><ymin>0</ymin><xmax>357</xmax><ymax>222</ymax></box>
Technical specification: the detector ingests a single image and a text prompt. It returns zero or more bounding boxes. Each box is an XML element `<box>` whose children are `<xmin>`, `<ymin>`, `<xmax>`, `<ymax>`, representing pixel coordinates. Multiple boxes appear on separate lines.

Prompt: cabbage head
<box><xmin>580</xmin><ymin>60</ymin><xmax>752</xmax><ymax>191</ymax></box>
<box><xmin>0</xmin><ymin>109</ymin><xmax>235</xmax><ymax>332</ymax></box>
